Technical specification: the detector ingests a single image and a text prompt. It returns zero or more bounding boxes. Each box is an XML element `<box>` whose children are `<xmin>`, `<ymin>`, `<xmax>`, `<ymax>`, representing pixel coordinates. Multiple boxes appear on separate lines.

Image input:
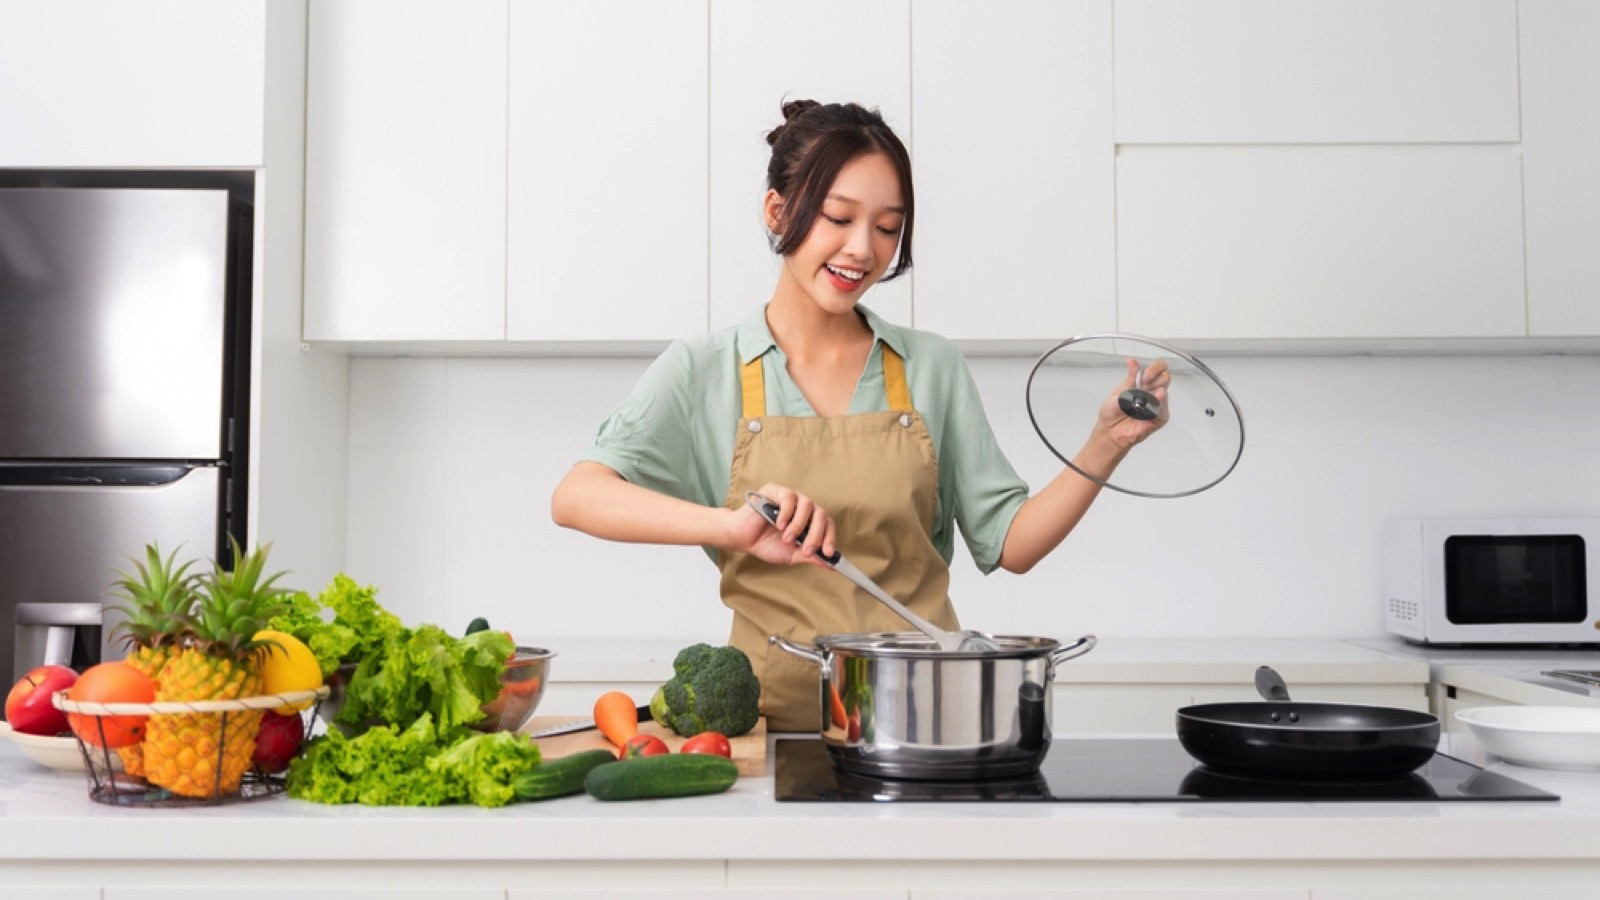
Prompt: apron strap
<box><xmin>739</xmin><ymin>343</ymin><xmax>913</xmax><ymax>418</ymax></box>
<box><xmin>882</xmin><ymin>345</ymin><xmax>912</xmax><ymax>412</ymax></box>
<box><xmin>741</xmin><ymin>355</ymin><xmax>766</xmax><ymax>419</ymax></box>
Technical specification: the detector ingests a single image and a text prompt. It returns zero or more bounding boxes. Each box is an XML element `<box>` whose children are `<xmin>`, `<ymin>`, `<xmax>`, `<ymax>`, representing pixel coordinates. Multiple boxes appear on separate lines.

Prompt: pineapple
<box><xmin>107</xmin><ymin>544</ymin><xmax>201</xmax><ymax>777</ymax></box>
<box><xmin>143</xmin><ymin>540</ymin><xmax>290</xmax><ymax>799</ymax></box>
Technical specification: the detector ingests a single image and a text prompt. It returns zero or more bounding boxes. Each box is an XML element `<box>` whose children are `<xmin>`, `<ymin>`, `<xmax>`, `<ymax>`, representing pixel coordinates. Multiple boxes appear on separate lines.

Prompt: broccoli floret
<box><xmin>652</xmin><ymin>643</ymin><xmax>760</xmax><ymax>737</ymax></box>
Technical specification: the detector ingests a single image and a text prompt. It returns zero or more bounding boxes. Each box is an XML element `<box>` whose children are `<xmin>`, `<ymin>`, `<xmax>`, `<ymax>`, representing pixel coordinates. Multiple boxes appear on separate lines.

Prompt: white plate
<box><xmin>0</xmin><ymin>720</ymin><xmax>125</xmax><ymax>773</ymax></box>
<box><xmin>1455</xmin><ymin>706</ymin><xmax>1600</xmax><ymax>771</ymax></box>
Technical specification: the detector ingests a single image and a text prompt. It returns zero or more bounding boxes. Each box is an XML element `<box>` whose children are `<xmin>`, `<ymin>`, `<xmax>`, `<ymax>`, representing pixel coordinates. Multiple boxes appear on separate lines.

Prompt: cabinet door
<box><xmin>708</xmin><ymin>0</ymin><xmax>912</xmax><ymax>332</ymax></box>
<box><xmin>304</xmin><ymin>0</ymin><xmax>508</xmax><ymax>341</ymax></box>
<box><xmin>1520</xmin><ymin>0</ymin><xmax>1600</xmax><ymax>337</ymax></box>
<box><xmin>507</xmin><ymin>0</ymin><xmax>708</xmax><ymax>341</ymax></box>
<box><xmin>0</xmin><ymin>0</ymin><xmax>265</xmax><ymax>166</ymax></box>
<box><xmin>1114</xmin><ymin>0</ymin><xmax>1519</xmax><ymax>144</ymax></box>
<box><xmin>1117</xmin><ymin>146</ymin><xmax>1526</xmax><ymax>340</ymax></box>
<box><xmin>108</xmin><ymin>883</ymin><xmax>499</xmax><ymax>890</ymax></box>
<box><xmin>921</xmin><ymin>883</ymin><xmax>1305</xmax><ymax>890</ymax></box>
<box><xmin>911</xmin><ymin>0</ymin><xmax>1115</xmax><ymax>340</ymax></box>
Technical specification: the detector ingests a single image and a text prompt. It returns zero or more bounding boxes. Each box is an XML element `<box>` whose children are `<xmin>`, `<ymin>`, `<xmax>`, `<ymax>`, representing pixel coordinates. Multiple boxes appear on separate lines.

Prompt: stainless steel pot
<box><xmin>770</xmin><ymin>631</ymin><xmax>1097</xmax><ymax>780</ymax></box>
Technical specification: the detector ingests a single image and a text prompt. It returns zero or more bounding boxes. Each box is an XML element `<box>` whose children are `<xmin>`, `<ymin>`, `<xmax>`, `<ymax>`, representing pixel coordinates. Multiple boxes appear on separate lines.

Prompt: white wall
<box><xmin>345</xmin><ymin>351</ymin><xmax>1600</xmax><ymax>645</ymax></box>
<box><xmin>252</xmin><ymin>0</ymin><xmax>350</xmax><ymax>593</ymax></box>
<box><xmin>327</xmin><ymin>0</ymin><xmax>1600</xmax><ymax>646</ymax></box>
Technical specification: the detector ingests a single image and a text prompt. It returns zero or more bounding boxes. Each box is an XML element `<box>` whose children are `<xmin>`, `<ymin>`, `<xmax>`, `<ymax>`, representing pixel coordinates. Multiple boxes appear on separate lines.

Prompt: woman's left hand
<box><xmin>1095</xmin><ymin>357</ymin><xmax>1171</xmax><ymax>450</ymax></box>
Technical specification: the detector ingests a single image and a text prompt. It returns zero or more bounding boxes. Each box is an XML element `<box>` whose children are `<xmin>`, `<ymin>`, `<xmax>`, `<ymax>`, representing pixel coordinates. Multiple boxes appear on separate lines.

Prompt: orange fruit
<box><xmin>67</xmin><ymin>662</ymin><xmax>155</xmax><ymax>749</ymax></box>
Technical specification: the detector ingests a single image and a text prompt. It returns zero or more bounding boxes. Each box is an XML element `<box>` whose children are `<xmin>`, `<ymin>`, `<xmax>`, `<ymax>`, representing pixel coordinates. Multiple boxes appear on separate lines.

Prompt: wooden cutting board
<box><xmin>522</xmin><ymin>716</ymin><xmax>767</xmax><ymax>777</ymax></box>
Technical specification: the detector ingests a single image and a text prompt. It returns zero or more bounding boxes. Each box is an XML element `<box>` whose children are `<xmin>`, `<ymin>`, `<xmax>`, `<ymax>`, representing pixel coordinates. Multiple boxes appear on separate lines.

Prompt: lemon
<box><xmin>252</xmin><ymin>629</ymin><xmax>323</xmax><ymax>715</ymax></box>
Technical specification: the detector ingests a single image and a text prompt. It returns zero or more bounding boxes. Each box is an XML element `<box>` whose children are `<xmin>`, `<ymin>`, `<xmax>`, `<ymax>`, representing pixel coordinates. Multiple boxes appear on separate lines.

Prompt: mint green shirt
<box><xmin>580</xmin><ymin>305</ymin><xmax>1029</xmax><ymax>574</ymax></box>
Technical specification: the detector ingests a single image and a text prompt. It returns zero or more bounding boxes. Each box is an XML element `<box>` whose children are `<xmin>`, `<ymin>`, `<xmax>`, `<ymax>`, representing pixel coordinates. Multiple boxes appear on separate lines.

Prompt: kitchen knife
<box><xmin>523</xmin><ymin>703</ymin><xmax>653</xmax><ymax>739</ymax></box>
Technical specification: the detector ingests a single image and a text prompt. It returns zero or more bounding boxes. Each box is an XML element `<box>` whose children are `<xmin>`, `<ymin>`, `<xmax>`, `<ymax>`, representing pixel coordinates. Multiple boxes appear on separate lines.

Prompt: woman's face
<box><xmin>771</xmin><ymin>152</ymin><xmax>905</xmax><ymax>316</ymax></box>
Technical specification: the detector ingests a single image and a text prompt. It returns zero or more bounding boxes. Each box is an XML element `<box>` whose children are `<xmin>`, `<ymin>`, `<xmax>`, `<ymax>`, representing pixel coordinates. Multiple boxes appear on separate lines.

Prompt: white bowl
<box><xmin>1455</xmin><ymin>706</ymin><xmax>1600</xmax><ymax>771</ymax></box>
<box><xmin>1</xmin><ymin>721</ymin><xmax>84</xmax><ymax>772</ymax></box>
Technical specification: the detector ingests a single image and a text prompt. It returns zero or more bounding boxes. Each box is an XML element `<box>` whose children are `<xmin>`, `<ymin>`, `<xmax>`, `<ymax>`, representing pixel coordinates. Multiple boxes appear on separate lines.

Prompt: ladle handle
<box><xmin>1255</xmin><ymin>665</ymin><xmax>1291</xmax><ymax>702</ymax></box>
<box><xmin>747</xmin><ymin>493</ymin><xmax>961</xmax><ymax>651</ymax></box>
<box><xmin>745</xmin><ymin>491</ymin><xmax>842</xmax><ymax>565</ymax></box>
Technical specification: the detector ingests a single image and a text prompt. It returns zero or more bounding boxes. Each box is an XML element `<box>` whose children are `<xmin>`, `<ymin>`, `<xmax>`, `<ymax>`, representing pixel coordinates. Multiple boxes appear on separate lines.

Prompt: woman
<box><xmin>551</xmin><ymin>100</ymin><xmax>1168</xmax><ymax>731</ymax></box>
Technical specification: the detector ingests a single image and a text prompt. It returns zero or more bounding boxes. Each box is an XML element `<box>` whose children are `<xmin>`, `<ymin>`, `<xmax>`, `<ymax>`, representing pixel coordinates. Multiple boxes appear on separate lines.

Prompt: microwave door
<box><xmin>0</xmin><ymin>187</ymin><xmax>229</xmax><ymax>461</ymax></box>
<box><xmin>0</xmin><ymin>465</ymin><xmax>221</xmax><ymax>684</ymax></box>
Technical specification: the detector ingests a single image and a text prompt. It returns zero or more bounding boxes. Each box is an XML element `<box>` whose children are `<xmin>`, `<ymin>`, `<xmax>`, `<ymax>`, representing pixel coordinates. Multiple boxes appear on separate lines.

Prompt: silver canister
<box><xmin>770</xmin><ymin>631</ymin><xmax>1096</xmax><ymax>780</ymax></box>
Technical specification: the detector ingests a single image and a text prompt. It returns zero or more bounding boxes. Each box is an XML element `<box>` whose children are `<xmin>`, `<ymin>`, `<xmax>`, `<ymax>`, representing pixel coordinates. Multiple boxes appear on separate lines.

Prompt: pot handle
<box><xmin>1049</xmin><ymin>634</ymin><xmax>1097</xmax><ymax>667</ymax></box>
<box><xmin>768</xmin><ymin>634</ymin><xmax>824</xmax><ymax>667</ymax></box>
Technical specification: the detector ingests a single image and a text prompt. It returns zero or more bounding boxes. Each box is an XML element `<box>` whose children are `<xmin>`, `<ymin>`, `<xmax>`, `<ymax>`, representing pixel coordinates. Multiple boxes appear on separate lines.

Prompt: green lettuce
<box><xmin>266</xmin><ymin>574</ymin><xmax>402</xmax><ymax>677</ymax></box>
<box><xmin>336</xmin><ymin>625</ymin><xmax>514</xmax><ymax>734</ymax></box>
<box><xmin>286</xmin><ymin>713</ymin><xmax>541</xmax><ymax>807</ymax></box>
<box><xmin>427</xmin><ymin>730</ymin><xmax>545</xmax><ymax>807</ymax></box>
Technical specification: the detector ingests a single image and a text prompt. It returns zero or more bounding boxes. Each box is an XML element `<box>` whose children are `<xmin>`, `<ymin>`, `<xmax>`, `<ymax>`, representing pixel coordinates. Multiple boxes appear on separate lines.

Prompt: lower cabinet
<box><xmin>515</xmin><ymin>893</ymin><xmax>906</xmax><ymax>900</ymax></box>
<box><xmin>105</xmin><ymin>883</ymin><xmax>496</xmax><ymax>890</ymax></box>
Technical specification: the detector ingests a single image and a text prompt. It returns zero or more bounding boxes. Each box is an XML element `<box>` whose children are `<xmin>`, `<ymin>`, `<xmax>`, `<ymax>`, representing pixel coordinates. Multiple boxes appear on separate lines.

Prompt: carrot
<box><xmin>594</xmin><ymin>690</ymin><xmax>639</xmax><ymax>748</ymax></box>
<box><xmin>828</xmin><ymin>683</ymin><xmax>848</xmax><ymax>729</ymax></box>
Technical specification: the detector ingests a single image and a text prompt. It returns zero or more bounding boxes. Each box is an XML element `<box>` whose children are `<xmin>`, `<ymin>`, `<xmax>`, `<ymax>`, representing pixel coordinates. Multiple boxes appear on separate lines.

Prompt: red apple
<box><xmin>5</xmin><ymin>665</ymin><xmax>79</xmax><ymax>736</ymax></box>
<box><xmin>252</xmin><ymin>711</ymin><xmax>305</xmax><ymax>774</ymax></box>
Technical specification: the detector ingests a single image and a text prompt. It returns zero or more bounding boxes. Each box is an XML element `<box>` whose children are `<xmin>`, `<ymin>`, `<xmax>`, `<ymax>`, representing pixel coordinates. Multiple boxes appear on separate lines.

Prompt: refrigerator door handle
<box><xmin>0</xmin><ymin>463</ymin><xmax>201</xmax><ymax>488</ymax></box>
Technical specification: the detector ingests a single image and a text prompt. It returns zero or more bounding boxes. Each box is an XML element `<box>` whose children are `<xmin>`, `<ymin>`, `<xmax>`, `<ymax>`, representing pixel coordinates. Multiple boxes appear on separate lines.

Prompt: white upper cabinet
<box><xmin>1117</xmin><ymin>145</ymin><xmax>1525</xmax><ymax>340</ymax></box>
<box><xmin>507</xmin><ymin>0</ymin><xmax>707</xmax><ymax>342</ymax></box>
<box><xmin>911</xmin><ymin>0</ymin><xmax>1115</xmax><ymax>341</ymax></box>
<box><xmin>708</xmin><ymin>0</ymin><xmax>912</xmax><ymax>333</ymax></box>
<box><xmin>303</xmin><ymin>0</ymin><xmax>508</xmax><ymax>342</ymax></box>
<box><xmin>1114</xmin><ymin>0</ymin><xmax>1520</xmax><ymax>144</ymax></box>
<box><xmin>1520</xmin><ymin>0</ymin><xmax>1600</xmax><ymax>338</ymax></box>
<box><xmin>0</xmin><ymin>0</ymin><xmax>265</xmax><ymax>167</ymax></box>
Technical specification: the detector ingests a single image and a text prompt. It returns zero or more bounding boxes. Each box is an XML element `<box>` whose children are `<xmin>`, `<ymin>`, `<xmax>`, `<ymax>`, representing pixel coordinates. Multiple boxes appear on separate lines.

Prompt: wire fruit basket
<box><xmin>52</xmin><ymin>687</ymin><xmax>329</xmax><ymax>807</ymax></box>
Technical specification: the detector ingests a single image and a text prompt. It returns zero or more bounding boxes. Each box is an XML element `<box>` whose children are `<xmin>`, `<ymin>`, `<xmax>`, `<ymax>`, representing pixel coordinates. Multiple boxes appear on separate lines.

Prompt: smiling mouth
<box><xmin>825</xmin><ymin>263</ymin><xmax>866</xmax><ymax>286</ymax></box>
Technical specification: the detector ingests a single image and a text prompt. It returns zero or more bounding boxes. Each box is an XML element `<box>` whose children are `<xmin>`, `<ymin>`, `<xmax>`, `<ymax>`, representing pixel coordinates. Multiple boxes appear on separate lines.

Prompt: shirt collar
<box><xmin>736</xmin><ymin>304</ymin><xmax>909</xmax><ymax>365</ymax></box>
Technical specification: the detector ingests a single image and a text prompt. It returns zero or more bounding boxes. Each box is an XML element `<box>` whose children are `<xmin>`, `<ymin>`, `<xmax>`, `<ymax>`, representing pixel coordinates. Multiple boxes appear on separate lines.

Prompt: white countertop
<box><xmin>3</xmin><ymin>733</ymin><xmax>1599</xmax><ymax>866</ymax></box>
<box><xmin>5</xmin><ymin>640</ymin><xmax>1599</xmax><ymax>884</ymax></box>
<box><xmin>1350</xmin><ymin>637</ymin><xmax>1600</xmax><ymax>706</ymax></box>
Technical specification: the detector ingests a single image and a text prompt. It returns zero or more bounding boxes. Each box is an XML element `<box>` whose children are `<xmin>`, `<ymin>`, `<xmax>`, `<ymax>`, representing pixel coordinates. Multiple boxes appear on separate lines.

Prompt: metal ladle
<box><xmin>745</xmin><ymin>491</ymin><xmax>1003</xmax><ymax>653</ymax></box>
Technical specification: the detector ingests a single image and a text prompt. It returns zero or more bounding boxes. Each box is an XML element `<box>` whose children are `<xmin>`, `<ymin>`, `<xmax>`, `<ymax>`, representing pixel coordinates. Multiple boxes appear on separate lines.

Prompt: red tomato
<box><xmin>620</xmin><ymin>734</ymin><xmax>670</xmax><ymax>759</ymax></box>
<box><xmin>66</xmin><ymin>662</ymin><xmax>155</xmax><ymax>749</ymax></box>
<box><xmin>680</xmin><ymin>732</ymin><xmax>732</xmax><ymax>758</ymax></box>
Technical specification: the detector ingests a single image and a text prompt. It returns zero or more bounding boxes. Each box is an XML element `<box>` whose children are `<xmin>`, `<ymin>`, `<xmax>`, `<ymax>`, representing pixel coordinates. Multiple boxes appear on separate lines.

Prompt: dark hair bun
<box><xmin>767</xmin><ymin>98</ymin><xmax>821</xmax><ymax>146</ymax></box>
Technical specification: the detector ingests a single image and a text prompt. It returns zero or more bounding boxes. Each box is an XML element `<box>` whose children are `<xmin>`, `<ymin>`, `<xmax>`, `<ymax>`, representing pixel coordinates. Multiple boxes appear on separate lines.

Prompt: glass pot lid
<box><xmin>1024</xmin><ymin>333</ymin><xmax>1244</xmax><ymax>499</ymax></box>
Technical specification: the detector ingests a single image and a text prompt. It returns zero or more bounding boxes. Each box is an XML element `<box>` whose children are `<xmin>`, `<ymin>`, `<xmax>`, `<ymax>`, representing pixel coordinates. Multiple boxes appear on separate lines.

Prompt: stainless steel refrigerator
<box><xmin>0</xmin><ymin>173</ymin><xmax>253</xmax><ymax>685</ymax></box>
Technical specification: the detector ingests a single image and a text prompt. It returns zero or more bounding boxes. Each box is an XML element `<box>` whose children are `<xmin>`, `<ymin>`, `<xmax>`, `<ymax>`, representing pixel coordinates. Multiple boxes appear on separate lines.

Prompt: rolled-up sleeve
<box><xmin>941</xmin><ymin>355</ymin><xmax>1029</xmax><ymax>574</ymax></box>
<box><xmin>578</xmin><ymin>341</ymin><xmax>700</xmax><ymax>503</ymax></box>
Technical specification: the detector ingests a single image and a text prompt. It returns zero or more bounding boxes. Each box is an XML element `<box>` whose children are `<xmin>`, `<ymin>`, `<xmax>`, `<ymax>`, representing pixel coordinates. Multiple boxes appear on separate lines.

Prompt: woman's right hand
<box><xmin>727</xmin><ymin>483</ymin><xmax>837</xmax><ymax>569</ymax></box>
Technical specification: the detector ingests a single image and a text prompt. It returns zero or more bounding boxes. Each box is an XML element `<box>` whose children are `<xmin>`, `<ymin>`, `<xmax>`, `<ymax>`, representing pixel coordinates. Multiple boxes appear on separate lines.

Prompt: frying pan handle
<box><xmin>1255</xmin><ymin>665</ymin><xmax>1291</xmax><ymax>702</ymax></box>
<box><xmin>1049</xmin><ymin>635</ymin><xmax>1097</xmax><ymax>666</ymax></box>
<box><xmin>768</xmin><ymin>634</ymin><xmax>824</xmax><ymax>667</ymax></box>
<box><xmin>745</xmin><ymin>491</ymin><xmax>842</xmax><ymax>566</ymax></box>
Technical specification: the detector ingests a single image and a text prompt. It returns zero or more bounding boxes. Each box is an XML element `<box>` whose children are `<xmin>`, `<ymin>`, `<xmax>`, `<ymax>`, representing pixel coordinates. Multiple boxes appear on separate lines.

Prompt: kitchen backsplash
<box><xmin>343</xmin><ymin>352</ymin><xmax>1600</xmax><ymax>646</ymax></box>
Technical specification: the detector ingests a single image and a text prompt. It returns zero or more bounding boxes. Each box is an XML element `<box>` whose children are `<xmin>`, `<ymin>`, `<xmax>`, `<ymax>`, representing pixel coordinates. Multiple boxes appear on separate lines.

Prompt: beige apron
<box><xmin>719</xmin><ymin>345</ymin><xmax>957</xmax><ymax>731</ymax></box>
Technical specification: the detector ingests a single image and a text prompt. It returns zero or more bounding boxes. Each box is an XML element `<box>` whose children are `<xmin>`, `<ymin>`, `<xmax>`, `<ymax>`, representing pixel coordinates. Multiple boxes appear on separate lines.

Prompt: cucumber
<box><xmin>584</xmin><ymin>753</ymin><xmax>740</xmax><ymax>801</ymax></box>
<box><xmin>512</xmin><ymin>749</ymin><xmax>616</xmax><ymax>802</ymax></box>
<box><xmin>464</xmin><ymin>617</ymin><xmax>491</xmax><ymax>636</ymax></box>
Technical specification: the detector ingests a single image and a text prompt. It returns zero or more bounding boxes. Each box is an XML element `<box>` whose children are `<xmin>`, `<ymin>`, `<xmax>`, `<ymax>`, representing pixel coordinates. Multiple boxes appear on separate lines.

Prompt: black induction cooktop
<box><xmin>774</xmin><ymin>738</ymin><xmax>1559</xmax><ymax>803</ymax></box>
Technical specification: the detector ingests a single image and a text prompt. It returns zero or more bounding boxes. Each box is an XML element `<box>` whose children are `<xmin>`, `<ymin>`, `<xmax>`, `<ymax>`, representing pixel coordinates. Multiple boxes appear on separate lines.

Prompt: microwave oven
<box><xmin>1383</xmin><ymin>518</ymin><xmax>1600</xmax><ymax>646</ymax></box>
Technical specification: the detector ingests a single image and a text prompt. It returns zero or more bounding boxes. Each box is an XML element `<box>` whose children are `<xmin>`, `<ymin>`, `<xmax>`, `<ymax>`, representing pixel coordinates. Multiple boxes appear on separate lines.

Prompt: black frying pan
<box><xmin>1175</xmin><ymin>666</ymin><xmax>1441</xmax><ymax>778</ymax></box>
